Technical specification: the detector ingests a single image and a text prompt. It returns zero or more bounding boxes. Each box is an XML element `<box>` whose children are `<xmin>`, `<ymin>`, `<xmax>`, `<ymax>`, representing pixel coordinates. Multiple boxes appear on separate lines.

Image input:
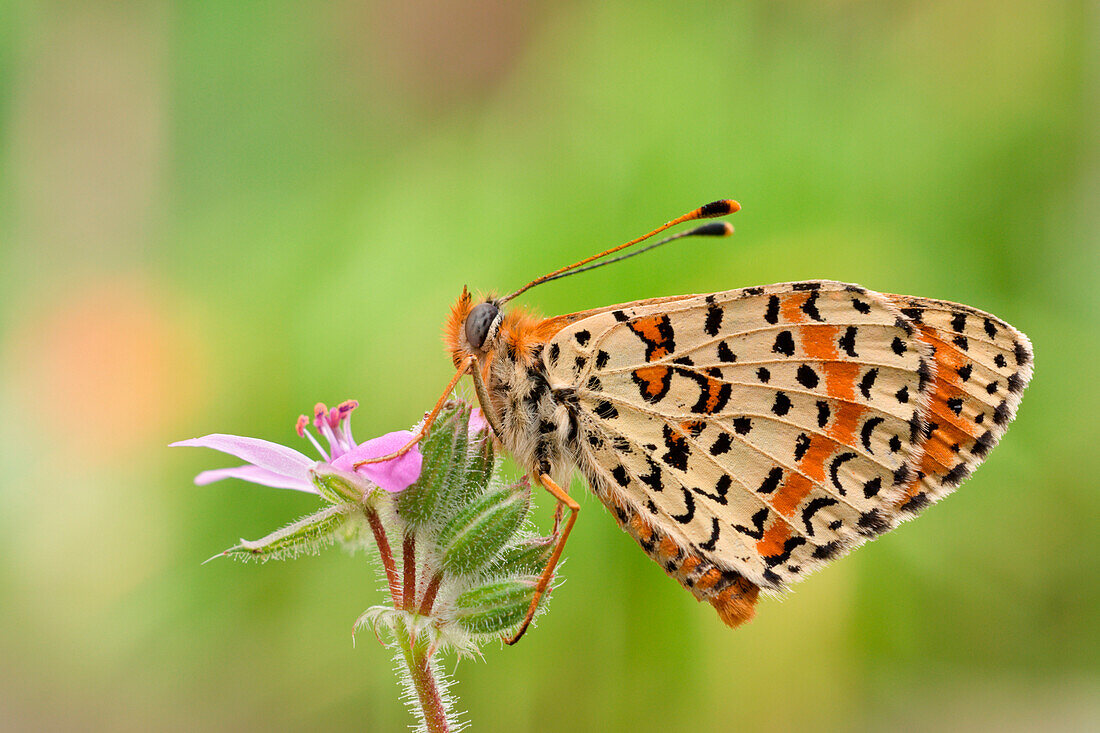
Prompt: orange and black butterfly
<box><xmin>360</xmin><ymin>200</ymin><xmax>1033</xmax><ymax>643</ymax></box>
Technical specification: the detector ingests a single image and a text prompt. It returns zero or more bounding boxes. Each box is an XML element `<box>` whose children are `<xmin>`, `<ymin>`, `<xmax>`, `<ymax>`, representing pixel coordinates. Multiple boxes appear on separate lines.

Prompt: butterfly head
<box><xmin>445</xmin><ymin>287</ymin><xmax>506</xmax><ymax>367</ymax></box>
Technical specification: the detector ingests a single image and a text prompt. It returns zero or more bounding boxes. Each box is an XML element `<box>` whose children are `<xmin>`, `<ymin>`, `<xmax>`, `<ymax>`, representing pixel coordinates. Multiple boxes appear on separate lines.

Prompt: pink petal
<box><xmin>171</xmin><ymin>434</ymin><xmax>313</xmax><ymax>482</ymax></box>
<box><xmin>194</xmin><ymin>465</ymin><xmax>319</xmax><ymax>494</ymax></box>
<box><xmin>468</xmin><ymin>408</ymin><xmax>490</xmax><ymax>436</ymax></box>
<box><xmin>331</xmin><ymin>430</ymin><xmax>423</xmax><ymax>493</ymax></box>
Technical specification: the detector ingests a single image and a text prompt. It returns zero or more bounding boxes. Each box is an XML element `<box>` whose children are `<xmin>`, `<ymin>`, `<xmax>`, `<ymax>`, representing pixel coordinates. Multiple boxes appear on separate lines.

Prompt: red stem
<box><xmin>365</xmin><ymin>508</ymin><xmax>401</xmax><ymax>607</ymax></box>
<box><xmin>402</xmin><ymin>533</ymin><xmax>416</xmax><ymax>612</ymax></box>
<box><xmin>418</xmin><ymin>572</ymin><xmax>444</xmax><ymax>617</ymax></box>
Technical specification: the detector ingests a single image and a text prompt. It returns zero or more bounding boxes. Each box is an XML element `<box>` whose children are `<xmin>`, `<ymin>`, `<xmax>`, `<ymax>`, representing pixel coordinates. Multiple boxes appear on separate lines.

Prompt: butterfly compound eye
<box><xmin>465</xmin><ymin>302</ymin><xmax>500</xmax><ymax>350</ymax></box>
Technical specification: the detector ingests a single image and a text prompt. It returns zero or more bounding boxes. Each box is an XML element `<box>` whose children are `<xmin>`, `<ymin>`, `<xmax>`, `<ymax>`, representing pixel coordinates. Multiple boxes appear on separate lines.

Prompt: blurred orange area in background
<box><xmin>6</xmin><ymin>276</ymin><xmax>207</xmax><ymax>463</ymax></box>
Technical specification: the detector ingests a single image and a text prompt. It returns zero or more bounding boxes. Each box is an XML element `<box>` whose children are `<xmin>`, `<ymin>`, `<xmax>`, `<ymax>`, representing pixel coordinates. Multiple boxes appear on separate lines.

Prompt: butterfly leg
<box><xmin>354</xmin><ymin>356</ymin><xmax>475</xmax><ymax>468</ymax></box>
<box><xmin>503</xmin><ymin>473</ymin><xmax>579</xmax><ymax>645</ymax></box>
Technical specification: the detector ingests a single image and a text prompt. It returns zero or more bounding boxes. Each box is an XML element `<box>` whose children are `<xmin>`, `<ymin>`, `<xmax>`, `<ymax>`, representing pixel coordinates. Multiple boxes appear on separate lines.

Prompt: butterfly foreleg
<box><xmin>354</xmin><ymin>355</ymin><xmax>475</xmax><ymax>469</ymax></box>
<box><xmin>503</xmin><ymin>473</ymin><xmax>579</xmax><ymax>646</ymax></box>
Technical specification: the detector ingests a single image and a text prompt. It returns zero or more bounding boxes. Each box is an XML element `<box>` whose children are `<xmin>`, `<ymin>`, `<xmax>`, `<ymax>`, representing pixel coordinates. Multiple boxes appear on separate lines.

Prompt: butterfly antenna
<box><xmin>498</xmin><ymin>199</ymin><xmax>740</xmax><ymax>304</ymax></box>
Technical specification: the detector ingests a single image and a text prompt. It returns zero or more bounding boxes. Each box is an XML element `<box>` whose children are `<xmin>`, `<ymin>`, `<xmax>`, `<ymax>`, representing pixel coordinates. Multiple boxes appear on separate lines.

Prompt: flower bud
<box><xmin>452</xmin><ymin>579</ymin><xmax>536</xmax><ymax>635</ymax></box>
<box><xmin>396</xmin><ymin>404</ymin><xmax>467</xmax><ymax>529</ymax></box>
<box><xmin>436</xmin><ymin>480</ymin><xmax>530</xmax><ymax>577</ymax></box>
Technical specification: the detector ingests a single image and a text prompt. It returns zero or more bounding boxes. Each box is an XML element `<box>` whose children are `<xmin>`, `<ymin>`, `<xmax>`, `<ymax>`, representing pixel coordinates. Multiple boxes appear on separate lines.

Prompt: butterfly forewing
<box><xmin>883</xmin><ymin>295</ymin><xmax>1034</xmax><ymax>513</ymax></box>
<box><xmin>545</xmin><ymin>281</ymin><xmax>941</xmax><ymax>589</ymax></box>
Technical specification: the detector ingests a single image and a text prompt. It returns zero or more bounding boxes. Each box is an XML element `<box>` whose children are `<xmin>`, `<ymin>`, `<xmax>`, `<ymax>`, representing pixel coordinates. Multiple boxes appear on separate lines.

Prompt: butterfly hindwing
<box><xmin>546</xmin><ymin>281</ymin><xmax>940</xmax><ymax>590</ymax></box>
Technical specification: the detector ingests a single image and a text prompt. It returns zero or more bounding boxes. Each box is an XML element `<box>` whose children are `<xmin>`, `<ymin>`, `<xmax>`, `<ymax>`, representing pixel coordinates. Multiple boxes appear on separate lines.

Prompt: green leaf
<box><xmin>218</xmin><ymin>505</ymin><xmax>354</xmax><ymax>562</ymax></box>
<box><xmin>437</xmin><ymin>480</ymin><xmax>530</xmax><ymax>577</ymax></box>
<box><xmin>452</xmin><ymin>579</ymin><xmax>536</xmax><ymax>635</ymax></box>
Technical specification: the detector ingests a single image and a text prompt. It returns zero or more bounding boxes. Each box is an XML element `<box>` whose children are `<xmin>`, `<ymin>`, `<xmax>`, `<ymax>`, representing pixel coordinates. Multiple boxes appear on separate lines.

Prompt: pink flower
<box><xmin>171</xmin><ymin>400</ymin><xmax>422</xmax><ymax>496</ymax></box>
<box><xmin>468</xmin><ymin>407</ymin><xmax>490</xmax><ymax>436</ymax></box>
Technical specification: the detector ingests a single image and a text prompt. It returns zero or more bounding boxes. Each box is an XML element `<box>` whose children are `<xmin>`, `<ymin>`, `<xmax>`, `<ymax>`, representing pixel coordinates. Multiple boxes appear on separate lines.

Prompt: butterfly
<box><xmin>359</xmin><ymin>200</ymin><xmax>1033</xmax><ymax>643</ymax></box>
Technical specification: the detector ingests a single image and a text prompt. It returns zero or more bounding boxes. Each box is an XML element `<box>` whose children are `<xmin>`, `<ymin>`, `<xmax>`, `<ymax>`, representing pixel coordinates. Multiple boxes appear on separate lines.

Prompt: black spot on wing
<box><xmin>661</xmin><ymin>425</ymin><xmax>690</xmax><ymax>471</ymax></box>
<box><xmin>942</xmin><ymin>462</ymin><xmax>971</xmax><ymax>486</ymax></box>
<box><xmin>956</xmin><ymin>364</ymin><xmax>972</xmax><ymax>382</ymax></box>
<box><xmin>838</xmin><ymin>326</ymin><xmax>858</xmax><ymax>357</ymax></box>
<box><xmin>758</xmin><ymin>467</ymin><xmax>783</xmax><ymax>494</ymax></box>
<box><xmin>801</xmin><ymin>497</ymin><xmax>838</xmax><ymax>536</ymax></box>
<box><xmin>951</xmin><ymin>312</ymin><xmax>967</xmax><ymax>332</ymax></box>
<box><xmin>611</xmin><ymin>465</ymin><xmax>630</xmax><ymax>487</ymax></box>
<box><xmin>698</xmin><ymin>517</ymin><xmax>721</xmax><ymax>551</ymax></box>
<box><xmin>765</xmin><ymin>296</ymin><xmax>780</xmax><ymax>324</ymax></box>
<box><xmin>895</xmin><ymin>385</ymin><xmax>909</xmax><ymax>403</ymax></box>
<box><xmin>862</xmin><ymin>476</ymin><xmax>882</xmax><ymax>498</ymax></box>
<box><xmin>851</xmin><ymin>297</ymin><xmax>872</xmax><ymax>314</ymax></box>
<box><xmin>899</xmin><ymin>492</ymin><xmax>930</xmax><ymax>513</ymax></box>
<box><xmin>1014</xmin><ymin>340</ymin><xmax>1031</xmax><ymax>366</ymax></box>
<box><xmin>952</xmin><ymin>335</ymin><xmax>969</xmax><ymax>351</ymax></box>
<box><xmin>764</xmin><ymin>537</ymin><xmax>807</xmax><ymax>567</ymax></box>
<box><xmin>900</xmin><ymin>307</ymin><xmax>923</xmax><ymax>322</ymax></box>
<box><xmin>670</xmin><ymin>488</ymin><xmax>696</xmax><ymax>524</ymax></box>
<box><xmin>756</xmin><ymin>367</ymin><xmax>771</xmax><ymax>383</ymax></box>
<box><xmin>574</xmin><ymin>329</ymin><xmax>591</xmax><ymax>346</ymax></box>
<box><xmin>638</xmin><ymin>456</ymin><xmax>663</xmax><ymax>492</ymax></box>
<box><xmin>812</xmin><ymin>540</ymin><xmax>842</xmax><ymax>560</ymax></box>
<box><xmin>947</xmin><ymin>397</ymin><xmax>964</xmax><ymax>416</ymax></box>
<box><xmin>816</xmin><ymin>400</ymin><xmax>831</xmax><ymax>428</ymax></box>
<box><xmin>733</xmin><ymin>417</ymin><xmax>752</xmax><ymax>435</ymax></box>
<box><xmin>828</xmin><ymin>452</ymin><xmax>857</xmax><ymax>492</ymax></box>
<box><xmin>705</xmin><ymin>304</ymin><xmax>723</xmax><ymax>336</ymax></box>
<box><xmin>710</xmin><ymin>433</ymin><xmax>732</xmax><ymax>455</ymax></box>
<box><xmin>717</xmin><ymin>341</ymin><xmax>737</xmax><ymax>362</ymax></box>
<box><xmin>796</xmin><ymin>364</ymin><xmax>819</xmax><ymax>389</ymax></box>
<box><xmin>547</xmin><ymin>343</ymin><xmax>560</xmax><ymax>365</ymax></box>
<box><xmin>595</xmin><ymin>350</ymin><xmax>609</xmax><ymax>369</ymax></box>
<box><xmin>589</xmin><ymin>396</ymin><xmax>619</xmax><ymax>420</ymax></box>
<box><xmin>994</xmin><ymin>353</ymin><xmax>1007</xmax><ymax>368</ymax></box>
<box><xmin>857</xmin><ymin>509</ymin><xmax>890</xmax><ymax>537</ymax></box>
<box><xmin>772</xmin><ymin>330</ymin><xmax>796</xmax><ymax>357</ymax></box>
<box><xmin>971</xmin><ymin>430</ymin><xmax>994</xmax><ymax>458</ymax></box>
<box><xmin>733</xmin><ymin>508</ymin><xmax>768</xmax><ymax>539</ymax></box>
<box><xmin>859</xmin><ymin>368</ymin><xmax>878</xmax><ymax>400</ymax></box>
<box><xmin>891</xmin><ymin>337</ymin><xmax>907</xmax><ymax>355</ymax></box>
<box><xmin>800</xmin><ymin>290</ymin><xmax>824</xmax><ymax>321</ymax></box>
<box><xmin>694</xmin><ymin>474</ymin><xmax>731</xmax><ymax>505</ymax></box>
<box><xmin>858</xmin><ymin>416</ymin><xmax>884</xmax><ymax>451</ymax></box>
<box><xmin>793</xmin><ymin>433</ymin><xmax>811</xmax><ymax>461</ymax></box>
<box><xmin>772</xmin><ymin>391</ymin><xmax>792</xmax><ymax>416</ymax></box>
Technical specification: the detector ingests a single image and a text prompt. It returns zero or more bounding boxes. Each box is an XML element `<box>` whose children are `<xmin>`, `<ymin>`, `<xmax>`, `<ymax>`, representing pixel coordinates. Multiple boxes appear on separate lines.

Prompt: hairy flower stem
<box><xmin>365</xmin><ymin>508</ymin><xmax>402</xmax><ymax>606</ymax></box>
<box><xmin>394</xmin><ymin>623</ymin><xmax>451</xmax><ymax>733</ymax></box>
<box><xmin>418</xmin><ymin>572</ymin><xmax>444</xmax><ymax>617</ymax></box>
<box><xmin>402</xmin><ymin>533</ymin><xmax>416</xmax><ymax>612</ymax></box>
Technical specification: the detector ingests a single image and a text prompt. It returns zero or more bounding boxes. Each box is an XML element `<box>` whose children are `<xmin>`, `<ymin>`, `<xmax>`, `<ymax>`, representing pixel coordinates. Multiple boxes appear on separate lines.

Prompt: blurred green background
<box><xmin>1</xmin><ymin>1</ymin><xmax>1097</xmax><ymax>730</ymax></box>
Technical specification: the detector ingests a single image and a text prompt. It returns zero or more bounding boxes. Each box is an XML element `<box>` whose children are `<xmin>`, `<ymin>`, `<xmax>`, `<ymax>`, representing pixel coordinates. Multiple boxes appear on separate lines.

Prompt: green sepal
<box><xmin>310</xmin><ymin>467</ymin><xmax>364</xmax><ymax>504</ymax></box>
<box><xmin>437</xmin><ymin>480</ymin><xmax>530</xmax><ymax>577</ymax></box>
<box><xmin>454</xmin><ymin>426</ymin><xmax>495</xmax><ymax>508</ymax></box>
<box><xmin>218</xmin><ymin>505</ymin><xmax>353</xmax><ymax>562</ymax></box>
<box><xmin>484</xmin><ymin>535</ymin><xmax>555</xmax><ymax>579</ymax></box>
<box><xmin>395</xmin><ymin>404</ymin><xmax>467</xmax><ymax>530</ymax></box>
<box><xmin>452</xmin><ymin>579</ymin><xmax>535</xmax><ymax>635</ymax></box>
